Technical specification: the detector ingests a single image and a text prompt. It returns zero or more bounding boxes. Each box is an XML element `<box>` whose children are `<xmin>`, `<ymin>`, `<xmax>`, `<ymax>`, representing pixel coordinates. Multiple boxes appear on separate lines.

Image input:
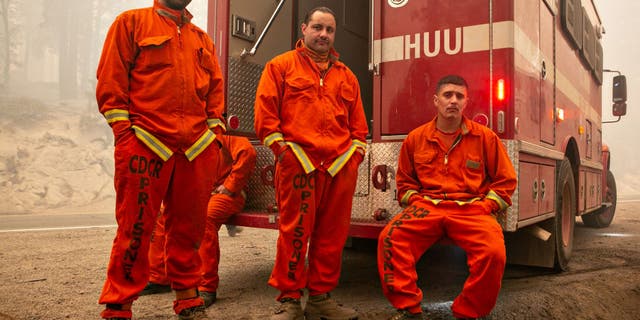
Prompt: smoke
<box><xmin>0</xmin><ymin>0</ymin><xmax>209</xmax><ymax>214</ymax></box>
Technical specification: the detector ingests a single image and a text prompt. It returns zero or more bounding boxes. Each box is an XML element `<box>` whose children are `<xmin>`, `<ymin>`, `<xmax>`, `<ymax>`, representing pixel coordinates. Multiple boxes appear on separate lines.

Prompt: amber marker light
<box><xmin>556</xmin><ymin>108</ymin><xmax>565</xmax><ymax>122</ymax></box>
<box><xmin>496</xmin><ymin>79</ymin><xmax>505</xmax><ymax>102</ymax></box>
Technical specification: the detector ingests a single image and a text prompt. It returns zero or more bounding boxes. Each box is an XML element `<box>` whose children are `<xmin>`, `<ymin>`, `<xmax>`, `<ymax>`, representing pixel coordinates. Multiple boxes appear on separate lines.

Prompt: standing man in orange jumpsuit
<box><xmin>142</xmin><ymin>135</ymin><xmax>257</xmax><ymax>308</ymax></box>
<box><xmin>254</xmin><ymin>6</ymin><xmax>368</xmax><ymax>320</ymax></box>
<box><xmin>96</xmin><ymin>0</ymin><xmax>226</xmax><ymax>319</ymax></box>
<box><xmin>378</xmin><ymin>75</ymin><xmax>517</xmax><ymax>320</ymax></box>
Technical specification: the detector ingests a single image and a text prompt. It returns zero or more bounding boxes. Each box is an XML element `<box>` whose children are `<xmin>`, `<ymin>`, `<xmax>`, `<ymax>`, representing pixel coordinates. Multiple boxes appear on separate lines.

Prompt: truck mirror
<box><xmin>612</xmin><ymin>75</ymin><xmax>627</xmax><ymax>103</ymax></box>
<box><xmin>613</xmin><ymin>102</ymin><xmax>627</xmax><ymax>117</ymax></box>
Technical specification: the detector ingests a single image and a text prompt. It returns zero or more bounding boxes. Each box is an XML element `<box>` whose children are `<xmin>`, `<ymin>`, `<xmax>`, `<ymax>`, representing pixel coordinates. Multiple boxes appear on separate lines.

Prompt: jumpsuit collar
<box><xmin>154</xmin><ymin>0</ymin><xmax>193</xmax><ymax>25</ymax></box>
<box><xmin>426</xmin><ymin>116</ymin><xmax>476</xmax><ymax>141</ymax></box>
<box><xmin>295</xmin><ymin>39</ymin><xmax>340</xmax><ymax>63</ymax></box>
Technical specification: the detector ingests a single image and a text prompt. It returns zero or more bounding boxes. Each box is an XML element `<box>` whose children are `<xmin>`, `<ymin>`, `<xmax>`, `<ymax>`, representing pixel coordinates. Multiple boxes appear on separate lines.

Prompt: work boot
<box><xmin>304</xmin><ymin>293</ymin><xmax>358</xmax><ymax>320</ymax></box>
<box><xmin>387</xmin><ymin>309</ymin><xmax>424</xmax><ymax>320</ymax></box>
<box><xmin>200</xmin><ymin>291</ymin><xmax>217</xmax><ymax>308</ymax></box>
<box><xmin>178</xmin><ymin>305</ymin><xmax>207</xmax><ymax>320</ymax></box>
<box><xmin>101</xmin><ymin>303</ymin><xmax>132</xmax><ymax>320</ymax></box>
<box><xmin>225</xmin><ymin>224</ymin><xmax>243</xmax><ymax>237</ymax></box>
<box><xmin>139</xmin><ymin>282</ymin><xmax>171</xmax><ymax>296</ymax></box>
<box><xmin>271</xmin><ymin>298</ymin><xmax>304</xmax><ymax>320</ymax></box>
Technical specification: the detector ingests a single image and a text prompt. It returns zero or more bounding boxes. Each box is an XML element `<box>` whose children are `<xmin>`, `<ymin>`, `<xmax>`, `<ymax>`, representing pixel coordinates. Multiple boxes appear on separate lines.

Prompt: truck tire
<box><xmin>582</xmin><ymin>170</ymin><xmax>617</xmax><ymax>228</ymax></box>
<box><xmin>554</xmin><ymin>158</ymin><xmax>576</xmax><ymax>272</ymax></box>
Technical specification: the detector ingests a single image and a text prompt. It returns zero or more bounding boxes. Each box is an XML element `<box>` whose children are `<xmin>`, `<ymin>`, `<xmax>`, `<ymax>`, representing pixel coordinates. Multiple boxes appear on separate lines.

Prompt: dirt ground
<box><xmin>0</xmin><ymin>201</ymin><xmax>639</xmax><ymax>320</ymax></box>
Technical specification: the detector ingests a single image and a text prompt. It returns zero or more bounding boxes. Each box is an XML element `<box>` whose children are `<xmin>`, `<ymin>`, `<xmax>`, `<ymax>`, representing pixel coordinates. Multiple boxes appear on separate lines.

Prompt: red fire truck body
<box><xmin>208</xmin><ymin>0</ymin><xmax>625</xmax><ymax>269</ymax></box>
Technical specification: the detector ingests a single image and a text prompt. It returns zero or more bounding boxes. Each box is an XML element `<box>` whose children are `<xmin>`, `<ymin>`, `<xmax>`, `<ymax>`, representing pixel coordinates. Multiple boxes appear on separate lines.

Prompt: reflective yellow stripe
<box><xmin>423</xmin><ymin>195</ymin><xmax>443</xmax><ymax>205</ymax></box>
<box><xmin>131</xmin><ymin>125</ymin><xmax>173</xmax><ymax>161</ymax></box>
<box><xmin>422</xmin><ymin>195</ymin><xmax>481</xmax><ymax>206</ymax></box>
<box><xmin>104</xmin><ymin>109</ymin><xmax>129</xmax><ymax>124</ymax></box>
<box><xmin>353</xmin><ymin>139</ymin><xmax>367</xmax><ymax>149</ymax></box>
<box><xmin>327</xmin><ymin>139</ymin><xmax>366</xmax><ymax>176</ymax></box>
<box><xmin>286</xmin><ymin>142</ymin><xmax>315</xmax><ymax>174</ymax></box>
<box><xmin>264</xmin><ymin>132</ymin><xmax>284</xmax><ymax>147</ymax></box>
<box><xmin>452</xmin><ymin>197</ymin><xmax>482</xmax><ymax>205</ymax></box>
<box><xmin>401</xmin><ymin>190</ymin><xmax>418</xmax><ymax>206</ymax></box>
<box><xmin>327</xmin><ymin>144</ymin><xmax>358</xmax><ymax>176</ymax></box>
<box><xmin>185</xmin><ymin>130</ymin><xmax>216</xmax><ymax>161</ymax></box>
<box><xmin>207</xmin><ymin>118</ymin><xmax>226</xmax><ymax>132</ymax></box>
<box><xmin>485</xmin><ymin>190</ymin><xmax>509</xmax><ymax>210</ymax></box>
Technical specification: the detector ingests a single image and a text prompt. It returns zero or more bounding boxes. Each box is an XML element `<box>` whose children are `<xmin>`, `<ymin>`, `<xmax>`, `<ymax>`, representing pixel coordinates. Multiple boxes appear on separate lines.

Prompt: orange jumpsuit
<box><xmin>377</xmin><ymin>117</ymin><xmax>517</xmax><ymax>318</ymax></box>
<box><xmin>148</xmin><ymin>136</ymin><xmax>257</xmax><ymax>293</ymax></box>
<box><xmin>254</xmin><ymin>40</ymin><xmax>368</xmax><ymax>300</ymax></box>
<box><xmin>96</xmin><ymin>1</ymin><xmax>225</xmax><ymax>318</ymax></box>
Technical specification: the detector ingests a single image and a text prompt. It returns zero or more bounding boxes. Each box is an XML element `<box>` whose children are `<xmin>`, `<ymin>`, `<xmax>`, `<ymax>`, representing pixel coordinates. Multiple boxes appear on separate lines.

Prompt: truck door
<box><xmin>540</xmin><ymin>0</ymin><xmax>556</xmax><ymax>145</ymax></box>
<box><xmin>514</xmin><ymin>0</ymin><xmax>556</xmax><ymax>144</ymax></box>
<box><xmin>371</xmin><ymin>0</ymin><xmax>492</xmax><ymax>137</ymax></box>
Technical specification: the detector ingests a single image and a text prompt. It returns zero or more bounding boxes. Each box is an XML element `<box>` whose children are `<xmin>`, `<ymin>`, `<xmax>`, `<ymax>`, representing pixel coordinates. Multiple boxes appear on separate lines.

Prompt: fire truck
<box><xmin>207</xmin><ymin>0</ymin><xmax>627</xmax><ymax>270</ymax></box>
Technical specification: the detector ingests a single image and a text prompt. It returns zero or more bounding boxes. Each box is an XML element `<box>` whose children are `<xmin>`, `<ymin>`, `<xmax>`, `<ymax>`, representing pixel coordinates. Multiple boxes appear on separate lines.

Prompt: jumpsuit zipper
<box><xmin>301</xmin><ymin>52</ymin><xmax>331</xmax><ymax>87</ymax></box>
<box><xmin>320</xmin><ymin>64</ymin><xmax>332</xmax><ymax>87</ymax></box>
<box><xmin>444</xmin><ymin>133</ymin><xmax>463</xmax><ymax>168</ymax></box>
<box><xmin>176</xmin><ymin>23</ymin><xmax>185</xmax><ymax>147</ymax></box>
<box><xmin>177</xmin><ymin>25</ymin><xmax>182</xmax><ymax>47</ymax></box>
<box><xmin>301</xmin><ymin>54</ymin><xmax>333</xmax><ymax>140</ymax></box>
<box><xmin>441</xmin><ymin>133</ymin><xmax>463</xmax><ymax>200</ymax></box>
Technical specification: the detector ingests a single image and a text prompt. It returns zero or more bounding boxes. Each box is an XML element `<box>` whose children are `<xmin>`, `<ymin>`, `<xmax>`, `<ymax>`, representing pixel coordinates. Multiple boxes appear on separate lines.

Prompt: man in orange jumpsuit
<box><xmin>378</xmin><ymin>75</ymin><xmax>517</xmax><ymax>320</ymax></box>
<box><xmin>96</xmin><ymin>0</ymin><xmax>226</xmax><ymax>319</ymax></box>
<box><xmin>142</xmin><ymin>135</ymin><xmax>256</xmax><ymax>308</ymax></box>
<box><xmin>254</xmin><ymin>6</ymin><xmax>368</xmax><ymax>320</ymax></box>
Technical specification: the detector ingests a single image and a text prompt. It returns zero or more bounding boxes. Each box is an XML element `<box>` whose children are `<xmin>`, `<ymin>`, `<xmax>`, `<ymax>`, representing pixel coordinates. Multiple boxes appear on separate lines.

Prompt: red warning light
<box><xmin>496</xmin><ymin>79</ymin><xmax>505</xmax><ymax>101</ymax></box>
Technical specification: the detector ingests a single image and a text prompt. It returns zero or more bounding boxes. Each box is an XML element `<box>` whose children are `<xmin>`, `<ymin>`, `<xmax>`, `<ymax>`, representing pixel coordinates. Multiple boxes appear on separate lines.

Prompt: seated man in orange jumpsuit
<box><xmin>141</xmin><ymin>135</ymin><xmax>257</xmax><ymax>308</ymax></box>
<box><xmin>378</xmin><ymin>75</ymin><xmax>517</xmax><ymax>320</ymax></box>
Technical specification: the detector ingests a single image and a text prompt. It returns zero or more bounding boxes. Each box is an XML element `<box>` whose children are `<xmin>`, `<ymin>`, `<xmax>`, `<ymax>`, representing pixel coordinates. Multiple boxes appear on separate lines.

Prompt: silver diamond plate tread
<box><xmin>228</xmin><ymin>57</ymin><xmax>263</xmax><ymax>134</ymax></box>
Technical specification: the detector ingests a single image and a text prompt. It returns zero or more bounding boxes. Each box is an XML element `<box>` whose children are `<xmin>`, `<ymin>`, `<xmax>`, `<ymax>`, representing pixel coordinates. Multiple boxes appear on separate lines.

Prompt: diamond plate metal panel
<box><xmin>500</xmin><ymin>140</ymin><xmax>520</xmax><ymax>232</ymax></box>
<box><xmin>353</xmin><ymin>142</ymin><xmax>403</xmax><ymax>223</ymax></box>
<box><xmin>244</xmin><ymin>144</ymin><xmax>277</xmax><ymax>211</ymax></box>
<box><xmin>227</xmin><ymin>57</ymin><xmax>263</xmax><ymax>135</ymax></box>
<box><xmin>351</xmin><ymin>149</ymin><xmax>373</xmax><ymax>222</ymax></box>
<box><xmin>245</xmin><ymin>143</ymin><xmax>375</xmax><ymax>218</ymax></box>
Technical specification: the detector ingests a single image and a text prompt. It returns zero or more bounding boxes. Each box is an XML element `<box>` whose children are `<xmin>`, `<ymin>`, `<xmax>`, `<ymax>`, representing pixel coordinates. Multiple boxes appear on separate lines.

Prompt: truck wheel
<box><xmin>554</xmin><ymin>158</ymin><xmax>576</xmax><ymax>272</ymax></box>
<box><xmin>582</xmin><ymin>170</ymin><xmax>617</xmax><ymax>228</ymax></box>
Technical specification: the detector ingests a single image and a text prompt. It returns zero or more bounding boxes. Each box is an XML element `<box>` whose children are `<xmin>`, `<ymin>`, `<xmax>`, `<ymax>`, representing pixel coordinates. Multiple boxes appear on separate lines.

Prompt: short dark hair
<box><xmin>436</xmin><ymin>75</ymin><xmax>468</xmax><ymax>93</ymax></box>
<box><xmin>303</xmin><ymin>6</ymin><xmax>336</xmax><ymax>24</ymax></box>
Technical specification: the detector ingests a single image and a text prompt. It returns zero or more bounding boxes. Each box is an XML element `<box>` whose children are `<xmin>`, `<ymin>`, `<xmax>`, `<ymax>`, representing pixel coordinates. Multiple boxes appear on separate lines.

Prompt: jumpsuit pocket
<box><xmin>461</xmin><ymin>155</ymin><xmax>485</xmax><ymax>193</ymax></box>
<box><xmin>340</xmin><ymin>83</ymin><xmax>356</xmax><ymax>103</ymax></box>
<box><xmin>136</xmin><ymin>35</ymin><xmax>173</xmax><ymax>71</ymax></box>
<box><xmin>195</xmin><ymin>47</ymin><xmax>215</xmax><ymax>100</ymax></box>
<box><xmin>413</xmin><ymin>149</ymin><xmax>438</xmax><ymax>175</ymax></box>
<box><xmin>334</xmin><ymin>83</ymin><xmax>355</xmax><ymax>126</ymax></box>
<box><xmin>284</xmin><ymin>76</ymin><xmax>315</xmax><ymax>103</ymax></box>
